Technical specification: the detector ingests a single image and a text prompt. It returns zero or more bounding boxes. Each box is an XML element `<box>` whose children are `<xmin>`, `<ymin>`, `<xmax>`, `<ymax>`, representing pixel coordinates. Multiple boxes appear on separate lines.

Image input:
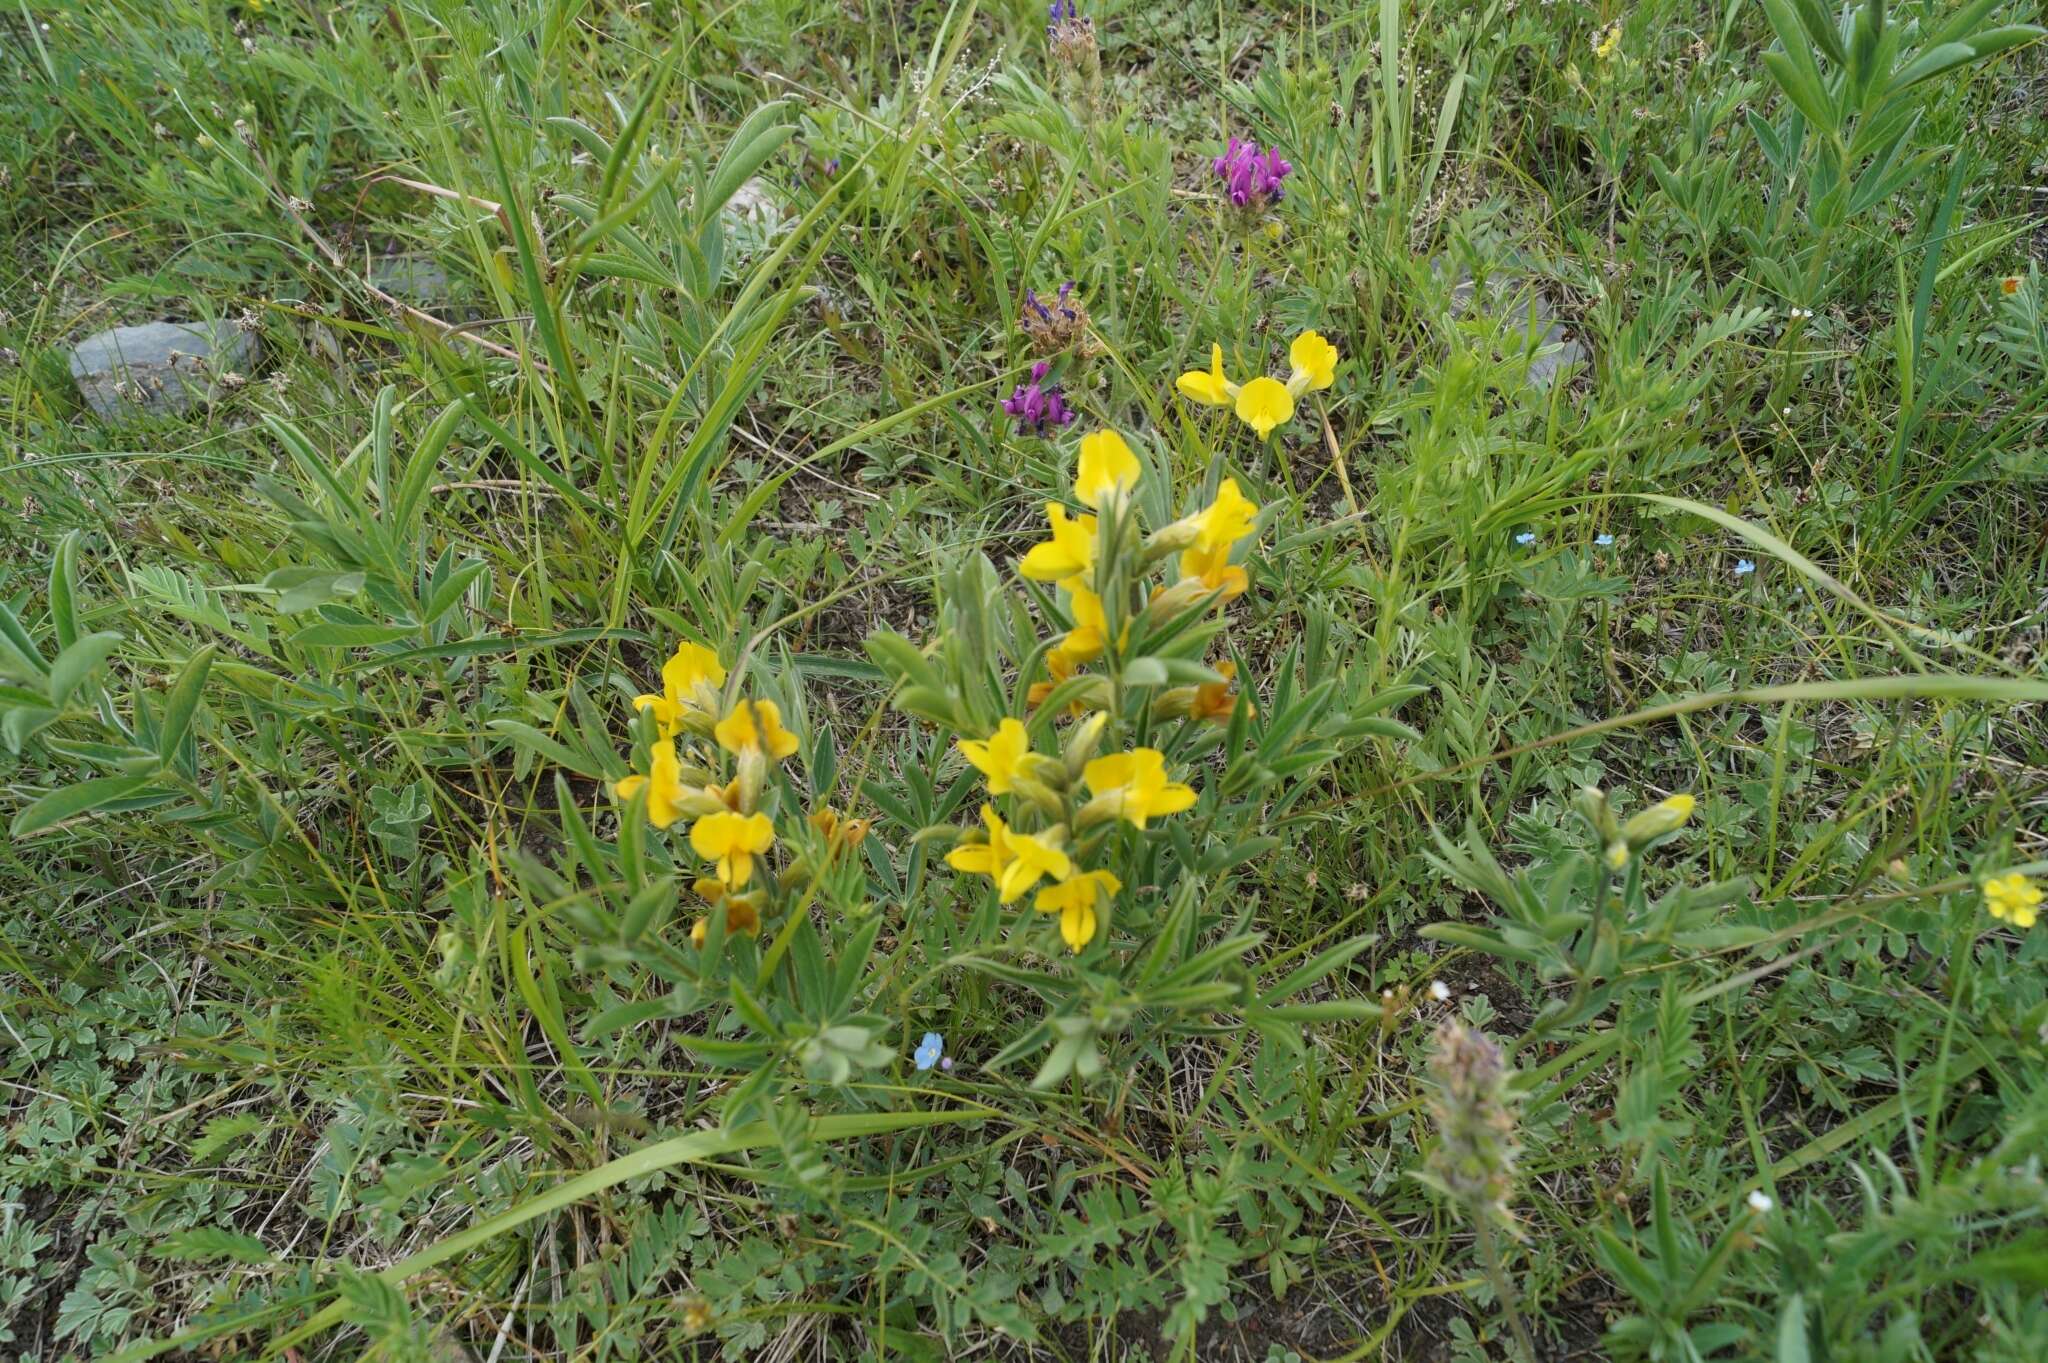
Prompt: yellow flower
<box><xmin>1036</xmin><ymin>869</ymin><xmax>1121</xmax><ymax>952</ymax></box>
<box><xmin>690</xmin><ymin>810</ymin><xmax>775</xmax><ymax>887</ymax></box>
<box><xmin>1982</xmin><ymin>872</ymin><xmax>2042</xmax><ymax>929</ymax></box>
<box><xmin>1075</xmin><ymin>429</ymin><xmax>1142</xmax><ymax>509</ymax></box>
<box><xmin>2001</xmin><ymin>276</ymin><xmax>2023</xmax><ymax>296</ymax></box>
<box><xmin>1234</xmin><ymin>375</ymin><xmax>1294</xmax><ymax>441</ymax></box>
<box><xmin>1062</xmin><ymin>583</ymin><xmax>1109</xmax><ymax>660</ymax></box>
<box><xmin>633</xmin><ymin>641</ymin><xmax>726</xmax><ymax>737</ymax></box>
<box><xmin>1593</xmin><ymin>25</ymin><xmax>1621</xmax><ymax>60</ymax></box>
<box><xmin>1286</xmin><ymin>330</ymin><xmax>1339</xmax><ymax>396</ymax></box>
<box><xmin>946</xmin><ymin>805</ymin><xmax>1072</xmax><ymax>903</ymax></box>
<box><xmin>1178</xmin><ymin>540</ymin><xmax>1250</xmax><ymax>599</ymax></box>
<box><xmin>688</xmin><ymin>897</ymin><xmax>762</xmax><ymax>947</ymax></box>
<box><xmin>1018</xmin><ymin>503</ymin><xmax>1098</xmax><ymax>586</ymax></box>
<box><xmin>614</xmin><ymin>740</ymin><xmax>691</xmax><ymax>829</ymax></box>
<box><xmin>958</xmin><ymin>718</ymin><xmax>1035</xmax><ymax>795</ymax></box>
<box><xmin>1083</xmin><ymin>748</ymin><xmax>1198</xmax><ymax>829</ymax></box>
<box><xmin>1192</xmin><ymin>661</ymin><xmax>1247</xmax><ymax>722</ymax></box>
<box><xmin>1193</xmin><ymin>478</ymin><xmax>1259</xmax><ymax>550</ymax></box>
<box><xmin>1175</xmin><ymin>343</ymin><xmax>1236</xmax><ymax>407</ymax></box>
<box><xmin>714</xmin><ymin>698</ymin><xmax>800</xmax><ymax>761</ymax></box>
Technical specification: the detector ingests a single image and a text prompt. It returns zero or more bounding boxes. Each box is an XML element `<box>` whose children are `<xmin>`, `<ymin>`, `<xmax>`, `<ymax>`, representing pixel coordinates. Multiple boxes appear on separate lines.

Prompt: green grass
<box><xmin>3</xmin><ymin>1</ymin><xmax>2047</xmax><ymax>1360</ymax></box>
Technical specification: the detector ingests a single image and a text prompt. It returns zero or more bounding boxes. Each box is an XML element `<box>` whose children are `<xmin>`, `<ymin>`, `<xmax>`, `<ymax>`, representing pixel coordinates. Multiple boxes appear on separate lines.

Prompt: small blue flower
<box><xmin>914</xmin><ymin>1032</ymin><xmax>944</xmax><ymax>1072</ymax></box>
<box><xmin>1595</xmin><ymin>533</ymin><xmax>1614</xmax><ymax>547</ymax></box>
<box><xmin>1735</xmin><ymin>559</ymin><xmax>1756</xmax><ymax>576</ymax></box>
<box><xmin>1514</xmin><ymin>532</ymin><xmax>1537</xmax><ymax>547</ymax></box>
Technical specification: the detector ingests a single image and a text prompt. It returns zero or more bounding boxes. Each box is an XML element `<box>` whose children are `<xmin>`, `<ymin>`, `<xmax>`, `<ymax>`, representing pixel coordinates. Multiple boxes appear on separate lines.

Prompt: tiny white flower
<box><xmin>1429</xmin><ymin>980</ymin><xmax>1451</xmax><ymax>1002</ymax></box>
<box><xmin>1747</xmin><ymin>1190</ymin><xmax>1774</xmax><ymax>1214</ymax></box>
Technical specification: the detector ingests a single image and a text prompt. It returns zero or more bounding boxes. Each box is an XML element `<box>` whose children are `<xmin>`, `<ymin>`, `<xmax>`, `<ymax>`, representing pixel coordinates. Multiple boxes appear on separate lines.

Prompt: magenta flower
<box><xmin>1213</xmin><ymin>138</ymin><xmax>1291</xmax><ymax>208</ymax></box>
<box><xmin>1002</xmin><ymin>360</ymin><xmax>1077</xmax><ymax>435</ymax></box>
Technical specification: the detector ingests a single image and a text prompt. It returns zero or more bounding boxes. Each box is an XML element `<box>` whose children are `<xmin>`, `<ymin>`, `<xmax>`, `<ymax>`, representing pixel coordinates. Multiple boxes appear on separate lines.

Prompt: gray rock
<box><xmin>69</xmin><ymin>320</ymin><xmax>259</xmax><ymax>419</ymax></box>
<box><xmin>367</xmin><ymin>253</ymin><xmax>456</xmax><ymax>307</ymax></box>
<box><xmin>1441</xmin><ymin>263</ymin><xmax>1588</xmax><ymax>390</ymax></box>
<box><xmin>722</xmin><ymin>177</ymin><xmax>780</xmax><ymax>226</ymax></box>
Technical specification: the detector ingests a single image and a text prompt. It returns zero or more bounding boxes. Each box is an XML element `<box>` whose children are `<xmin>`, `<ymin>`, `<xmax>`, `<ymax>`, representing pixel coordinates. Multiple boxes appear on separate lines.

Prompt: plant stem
<box><xmin>1476</xmin><ymin>1215</ymin><xmax>1538</xmax><ymax>1362</ymax></box>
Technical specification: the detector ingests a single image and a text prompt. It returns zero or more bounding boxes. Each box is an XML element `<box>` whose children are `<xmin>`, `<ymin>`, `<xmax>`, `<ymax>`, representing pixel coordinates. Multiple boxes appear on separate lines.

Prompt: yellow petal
<box><xmin>948</xmin><ymin>844</ymin><xmax>995</xmax><ymax>874</ymax></box>
<box><xmin>1060</xmin><ymin>900</ymin><xmax>1095</xmax><ymax>951</ymax></box>
<box><xmin>1075</xmin><ymin>429</ymin><xmax>1142</xmax><ymax>508</ymax></box>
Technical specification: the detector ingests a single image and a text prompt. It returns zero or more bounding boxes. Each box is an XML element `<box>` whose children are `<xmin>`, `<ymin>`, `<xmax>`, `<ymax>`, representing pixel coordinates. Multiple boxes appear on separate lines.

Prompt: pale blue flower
<box><xmin>1513</xmin><ymin>532</ymin><xmax>1536</xmax><ymax>546</ymax></box>
<box><xmin>1595</xmin><ymin>533</ymin><xmax>1614</xmax><ymax>547</ymax></box>
<box><xmin>1735</xmin><ymin>559</ymin><xmax>1756</xmax><ymax>576</ymax></box>
<box><xmin>914</xmin><ymin>1031</ymin><xmax>944</xmax><ymax>1072</ymax></box>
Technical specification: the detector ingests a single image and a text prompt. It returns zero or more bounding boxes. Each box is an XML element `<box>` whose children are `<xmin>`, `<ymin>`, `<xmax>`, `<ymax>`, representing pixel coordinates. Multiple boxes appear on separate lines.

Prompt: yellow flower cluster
<box><xmin>1981</xmin><ymin>872</ymin><xmax>2041</xmax><ymax>929</ymax></box>
<box><xmin>612</xmin><ymin>641</ymin><xmax>818</xmax><ymax>945</ymax></box>
<box><xmin>939</xmin><ymin>420</ymin><xmax>1276</xmax><ymax>954</ymax></box>
<box><xmin>947</xmin><ymin>716</ymin><xmax>1198</xmax><ymax>952</ymax></box>
<box><xmin>1017</xmin><ymin>428</ymin><xmax>1261</xmax><ymax>697</ymax></box>
<box><xmin>1174</xmin><ymin>330</ymin><xmax>1339</xmax><ymax>441</ymax></box>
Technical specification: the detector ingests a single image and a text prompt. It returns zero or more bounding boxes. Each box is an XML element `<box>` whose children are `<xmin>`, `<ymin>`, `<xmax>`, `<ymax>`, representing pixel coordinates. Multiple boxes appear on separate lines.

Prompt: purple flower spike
<box><xmin>1002</xmin><ymin>361</ymin><xmax>1077</xmax><ymax>436</ymax></box>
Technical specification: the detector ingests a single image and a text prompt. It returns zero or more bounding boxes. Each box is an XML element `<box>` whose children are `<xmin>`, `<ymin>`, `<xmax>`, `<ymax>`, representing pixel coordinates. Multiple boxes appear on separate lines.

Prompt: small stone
<box><xmin>366</xmin><ymin>253</ymin><xmax>457</xmax><ymax>308</ymax></box>
<box><xmin>69</xmin><ymin>320</ymin><xmax>261</xmax><ymax>420</ymax></box>
<box><xmin>723</xmin><ymin>177</ymin><xmax>780</xmax><ymax>225</ymax></box>
<box><xmin>1437</xmin><ymin>259</ymin><xmax>1588</xmax><ymax>390</ymax></box>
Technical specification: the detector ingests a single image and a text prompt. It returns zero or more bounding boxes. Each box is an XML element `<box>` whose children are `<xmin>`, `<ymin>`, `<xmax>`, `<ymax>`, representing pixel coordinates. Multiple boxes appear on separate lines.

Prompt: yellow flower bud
<box><xmin>1621</xmin><ymin>793</ymin><xmax>1696</xmax><ymax>850</ymax></box>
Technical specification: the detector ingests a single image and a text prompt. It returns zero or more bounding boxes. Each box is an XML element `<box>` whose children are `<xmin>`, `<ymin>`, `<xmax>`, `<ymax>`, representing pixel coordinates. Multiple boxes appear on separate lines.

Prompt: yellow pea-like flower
<box><xmin>1074</xmin><ymin>428</ymin><xmax>1142</xmax><ymax>509</ymax></box>
<box><xmin>690</xmin><ymin>810</ymin><xmax>775</xmax><ymax>887</ymax></box>
<box><xmin>946</xmin><ymin>805</ymin><xmax>1071</xmax><ymax>903</ymax></box>
<box><xmin>714</xmin><ymin>698</ymin><xmax>801</xmax><ymax>761</ymax></box>
<box><xmin>1286</xmin><ymin>330</ymin><xmax>1339</xmax><ymax>396</ymax></box>
<box><xmin>1234</xmin><ymin>376</ymin><xmax>1294</xmax><ymax>441</ymax></box>
<box><xmin>613</xmin><ymin>739</ymin><xmax>691</xmax><ymax>829</ymax></box>
<box><xmin>633</xmin><ymin>641</ymin><xmax>727</xmax><ymax>738</ymax></box>
<box><xmin>1062</xmin><ymin>584</ymin><xmax>1109</xmax><ymax>661</ymax></box>
<box><xmin>1175</xmin><ymin>344</ymin><xmax>1236</xmax><ymax>407</ymax></box>
<box><xmin>1083</xmin><ymin>748</ymin><xmax>1198</xmax><ymax>829</ymax></box>
<box><xmin>1035</xmin><ymin>869</ymin><xmax>1121</xmax><ymax>952</ymax></box>
<box><xmin>1178</xmin><ymin>541</ymin><xmax>1250</xmax><ymax>599</ymax></box>
<box><xmin>958</xmin><ymin>717</ymin><xmax>1034</xmax><ymax>796</ymax></box>
<box><xmin>1193</xmin><ymin>478</ymin><xmax>1259</xmax><ymax>550</ymax></box>
<box><xmin>1018</xmin><ymin>503</ymin><xmax>1098</xmax><ymax>586</ymax></box>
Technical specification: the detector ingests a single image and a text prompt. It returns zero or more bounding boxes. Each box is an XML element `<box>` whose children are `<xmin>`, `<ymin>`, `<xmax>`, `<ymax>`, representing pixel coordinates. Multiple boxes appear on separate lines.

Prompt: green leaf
<box><xmin>47</xmin><ymin>632</ymin><xmax>123</xmax><ymax>707</ymax></box>
<box><xmin>156</xmin><ymin>645</ymin><xmax>216</xmax><ymax>765</ymax></box>
<box><xmin>12</xmin><ymin>773</ymin><xmax>160</xmax><ymax>837</ymax></box>
<box><xmin>0</xmin><ymin>602</ymin><xmax>49</xmax><ymax>680</ymax></box>
<box><xmin>50</xmin><ymin>530</ymin><xmax>81</xmax><ymax>650</ymax></box>
<box><xmin>263</xmin><ymin>567</ymin><xmax>366</xmax><ymax>615</ymax></box>
<box><xmin>189</xmin><ymin>1112</ymin><xmax>267</xmax><ymax>1163</ymax></box>
<box><xmin>700</xmin><ymin>101</ymin><xmax>792</xmax><ymax>227</ymax></box>
<box><xmin>1787</xmin><ymin>0</ymin><xmax>1847</xmax><ymax>65</ymax></box>
<box><xmin>488</xmin><ymin>720</ymin><xmax>605</xmax><ymax>780</ymax></box>
<box><xmin>1886</xmin><ymin>40</ymin><xmax>1977</xmax><ymax>90</ymax></box>
<box><xmin>1776</xmin><ymin>1293</ymin><xmax>1810</xmax><ymax>1363</ymax></box>
<box><xmin>289</xmin><ymin>621</ymin><xmax>416</xmax><ymax>649</ymax></box>
<box><xmin>1762</xmin><ymin>50</ymin><xmax>1837</xmax><ymax>132</ymax></box>
<box><xmin>158</xmin><ymin>1228</ymin><xmax>272</xmax><ymax>1266</ymax></box>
